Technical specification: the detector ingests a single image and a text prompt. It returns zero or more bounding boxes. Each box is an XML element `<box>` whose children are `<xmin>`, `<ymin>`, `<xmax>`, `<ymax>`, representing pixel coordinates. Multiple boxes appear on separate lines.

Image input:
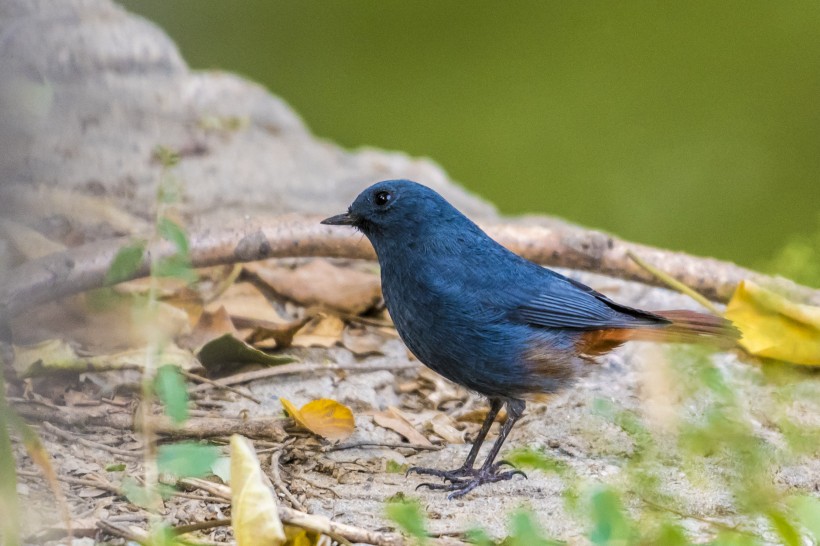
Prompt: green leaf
<box><xmin>197</xmin><ymin>333</ymin><xmax>297</xmax><ymax>372</ymax></box>
<box><xmin>385</xmin><ymin>496</ymin><xmax>427</xmax><ymax>544</ymax></box>
<box><xmin>0</xmin><ymin>373</ymin><xmax>21</xmax><ymax>546</ymax></box>
<box><xmin>506</xmin><ymin>448</ymin><xmax>565</xmax><ymax>474</ymax></box>
<box><xmin>105</xmin><ymin>241</ymin><xmax>146</xmax><ymax>284</ymax></box>
<box><xmin>153</xmin><ymin>255</ymin><xmax>198</xmax><ymax>283</ymax></box>
<box><xmin>386</xmin><ymin>460</ymin><xmax>409</xmax><ymax>474</ymax></box>
<box><xmin>122</xmin><ymin>477</ymin><xmax>162</xmax><ymax>510</ymax></box>
<box><xmin>155</xmin><ymin>364</ymin><xmax>189</xmax><ymax>424</ymax></box>
<box><xmin>507</xmin><ymin>509</ymin><xmax>561</xmax><ymax>546</ymax></box>
<box><xmin>210</xmin><ymin>456</ymin><xmax>232</xmax><ymax>483</ymax></box>
<box><xmin>148</xmin><ymin>521</ymin><xmax>181</xmax><ymax>546</ymax></box>
<box><xmin>158</xmin><ymin>442</ymin><xmax>220</xmax><ymax>478</ymax></box>
<box><xmin>153</xmin><ymin>146</ymin><xmax>180</xmax><ymax>168</ymax></box>
<box><xmin>465</xmin><ymin>527</ymin><xmax>495</xmax><ymax>546</ymax></box>
<box><xmin>588</xmin><ymin>486</ymin><xmax>633</xmax><ymax>546</ymax></box>
<box><xmin>106</xmin><ymin>463</ymin><xmax>126</xmax><ymax>472</ymax></box>
<box><xmin>651</xmin><ymin>522</ymin><xmax>689</xmax><ymax>546</ymax></box>
<box><xmin>766</xmin><ymin>509</ymin><xmax>802</xmax><ymax>546</ymax></box>
<box><xmin>158</xmin><ymin>216</ymin><xmax>190</xmax><ymax>256</ymax></box>
<box><xmin>789</xmin><ymin>495</ymin><xmax>820</xmax><ymax>540</ymax></box>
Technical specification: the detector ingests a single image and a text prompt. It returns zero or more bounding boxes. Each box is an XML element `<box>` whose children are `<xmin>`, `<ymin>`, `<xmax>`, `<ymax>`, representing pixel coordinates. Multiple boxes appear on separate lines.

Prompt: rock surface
<box><xmin>0</xmin><ymin>0</ymin><xmax>494</xmax><ymax>238</ymax></box>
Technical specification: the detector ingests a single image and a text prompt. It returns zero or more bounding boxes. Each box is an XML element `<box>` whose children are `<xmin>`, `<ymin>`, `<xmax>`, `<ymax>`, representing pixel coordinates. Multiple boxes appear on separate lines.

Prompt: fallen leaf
<box><xmin>248</xmin><ymin>259</ymin><xmax>381</xmax><ymax>315</ymax></box>
<box><xmin>0</xmin><ymin>218</ymin><xmax>65</xmax><ymax>259</ymax></box>
<box><xmin>206</xmin><ymin>282</ymin><xmax>290</xmax><ymax>324</ymax></box>
<box><xmin>11</xmin><ymin>295</ymin><xmax>190</xmax><ymax>353</ymax></box>
<box><xmin>236</xmin><ymin>316</ymin><xmax>311</xmax><ymax>349</ymax></box>
<box><xmin>283</xmin><ymin>526</ymin><xmax>326</xmax><ymax>546</ymax></box>
<box><xmin>179</xmin><ymin>306</ymin><xmax>238</xmax><ymax>351</ymax></box>
<box><xmin>12</xmin><ymin>341</ymin><xmax>201</xmax><ymax>377</ymax></box>
<box><xmin>197</xmin><ymin>333</ymin><xmax>297</xmax><ymax>374</ymax></box>
<box><xmin>230</xmin><ymin>435</ymin><xmax>286</xmax><ymax>546</ymax></box>
<box><xmin>291</xmin><ymin>314</ymin><xmax>345</xmax><ymax>348</ymax></box>
<box><xmin>341</xmin><ymin>326</ymin><xmax>385</xmax><ymax>356</ymax></box>
<box><xmin>280</xmin><ymin>398</ymin><xmax>355</xmax><ymax>442</ymax></box>
<box><xmin>63</xmin><ymin>390</ymin><xmax>100</xmax><ymax>407</ymax></box>
<box><xmin>373</xmin><ymin>407</ymin><xmax>433</xmax><ymax>447</ymax></box>
<box><xmin>725</xmin><ymin>280</ymin><xmax>820</xmax><ymax>365</ymax></box>
<box><xmin>427</xmin><ymin>413</ymin><xmax>466</xmax><ymax>444</ymax></box>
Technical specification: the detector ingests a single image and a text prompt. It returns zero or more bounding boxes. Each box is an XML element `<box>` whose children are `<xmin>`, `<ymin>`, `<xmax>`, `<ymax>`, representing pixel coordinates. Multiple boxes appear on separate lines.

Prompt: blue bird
<box><xmin>322</xmin><ymin>180</ymin><xmax>738</xmax><ymax>498</ymax></box>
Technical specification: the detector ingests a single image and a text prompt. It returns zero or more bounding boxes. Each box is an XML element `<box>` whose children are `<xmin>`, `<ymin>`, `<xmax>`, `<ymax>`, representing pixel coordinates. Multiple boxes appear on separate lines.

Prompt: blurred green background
<box><xmin>121</xmin><ymin>1</ymin><xmax>820</xmax><ymax>278</ymax></box>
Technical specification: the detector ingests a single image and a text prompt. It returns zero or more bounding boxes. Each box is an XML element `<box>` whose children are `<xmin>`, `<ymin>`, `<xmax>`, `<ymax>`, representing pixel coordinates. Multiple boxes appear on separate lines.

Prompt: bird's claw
<box><xmin>406</xmin><ymin>465</ymin><xmax>473</xmax><ymax>482</ymax></box>
<box><xmin>410</xmin><ymin>465</ymin><xmax>527</xmax><ymax>498</ymax></box>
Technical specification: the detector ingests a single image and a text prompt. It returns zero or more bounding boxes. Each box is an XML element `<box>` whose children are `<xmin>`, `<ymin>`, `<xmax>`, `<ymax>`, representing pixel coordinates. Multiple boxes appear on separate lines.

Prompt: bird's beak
<box><xmin>321</xmin><ymin>212</ymin><xmax>358</xmax><ymax>226</ymax></box>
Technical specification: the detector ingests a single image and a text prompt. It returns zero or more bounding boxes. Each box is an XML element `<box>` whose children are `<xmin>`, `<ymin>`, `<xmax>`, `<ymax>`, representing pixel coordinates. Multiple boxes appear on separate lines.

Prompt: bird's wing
<box><xmin>510</xmin><ymin>274</ymin><xmax>668</xmax><ymax>330</ymax></box>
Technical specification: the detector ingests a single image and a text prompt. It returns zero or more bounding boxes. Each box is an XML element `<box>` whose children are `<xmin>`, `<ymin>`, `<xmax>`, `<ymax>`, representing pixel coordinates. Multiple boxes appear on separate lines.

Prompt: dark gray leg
<box><xmin>414</xmin><ymin>398</ymin><xmax>528</xmax><ymax>498</ymax></box>
<box><xmin>407</xmin><ymin>398</ymin><xmax>503</xmax><ymax>480</ymax></box>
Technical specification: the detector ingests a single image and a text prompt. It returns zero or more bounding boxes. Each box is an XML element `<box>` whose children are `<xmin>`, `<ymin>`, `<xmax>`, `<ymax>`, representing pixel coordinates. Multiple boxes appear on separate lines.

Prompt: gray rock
<box><xmin>0</xmin><ymin>0</ymin><xmax>495</xmax><ymax>236</ymax></box>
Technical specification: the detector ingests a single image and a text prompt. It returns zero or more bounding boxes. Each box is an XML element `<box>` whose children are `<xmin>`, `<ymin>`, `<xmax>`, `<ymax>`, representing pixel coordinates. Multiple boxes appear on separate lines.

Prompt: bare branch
<box><xmin>1</xmin><ymin>214</ymin><xmax>816</xmax><ymax>320</ymax></box>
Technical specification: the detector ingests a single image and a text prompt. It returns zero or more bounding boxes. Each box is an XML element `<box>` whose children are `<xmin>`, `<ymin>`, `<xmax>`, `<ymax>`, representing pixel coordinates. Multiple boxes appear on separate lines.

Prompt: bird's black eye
<box><xmin>374</xmin><ymin>190</ymin><xmax>392</xmax><ymax>207</ymax></box>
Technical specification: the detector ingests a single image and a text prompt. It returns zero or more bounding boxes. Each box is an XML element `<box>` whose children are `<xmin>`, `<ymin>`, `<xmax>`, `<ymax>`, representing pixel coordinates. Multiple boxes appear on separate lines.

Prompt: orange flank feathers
<box><xmin>578</xmin><ymin>309</ymin><xmax>740</xmax><ymax>357</ymax></box>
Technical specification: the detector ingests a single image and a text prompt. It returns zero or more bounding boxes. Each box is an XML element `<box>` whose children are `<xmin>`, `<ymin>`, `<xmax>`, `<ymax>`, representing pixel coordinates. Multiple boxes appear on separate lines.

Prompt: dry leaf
<box><xmin>230</xmin><ymin>435</ymin><xmax>286</xmax><ymax>546</ymax></box>
<box><xmin>248</xmin><ymin>259</ymin><xmax>381</xmax><ymax>315</ymax></box>
<box><xmin>427</xmin><ymin>413</ymin><xmax>466</xmax><ymax>444</ymax></box>
<box><xmin>725</xmin><ymin>280</ymin><xmax>820</xmax><ymax>365</ymax></box>
<box><xmin>236</xmin><ymin>316</ymin><xmax>310</xmax><ymax>349</ymax></box>
<box><xmin>292</xmin><ymin>315</ymin><xmax>345</xmax><ymax>348</ymax></box>
<box><xmin>280</xmin><ymin>398</ymin><xmax>355</xmax><ymax>442</ymax></box>
<box><xmin>373</xmin><ymin>406</ymin><xmax>433</xmax><ymax>447</ymax></box>
<box><xmin>180</xmin><ymin>306</ymin><xmax>238</xmax><ymax>351</ymax></box>
<box><xmin>11</xmin><ymin>295</ymin><xmax>190</xmax><ymax>352</ymax></box>
<box><xmin>0</xmin><ymin>185</ymin><xmax>151</xmax><ymax>234</ymax></box>
<box><xmin>207</xmin><ymin>282</ymin><xmax>290</xmax><ymax>324</ymax></box>
<box><xmin>12</xmin><ymin>340</ymin><xmax>201</xmax><ymax>377</ymax></box>
<box><xmin>341</xmin><ymin>325</ymin><xmax>385</xmax><ymax>356</ymax></box>
<box><xmin>0</xmin><ymin>218</ymin><xmax>65</xmax><ymax>259</ymax></box>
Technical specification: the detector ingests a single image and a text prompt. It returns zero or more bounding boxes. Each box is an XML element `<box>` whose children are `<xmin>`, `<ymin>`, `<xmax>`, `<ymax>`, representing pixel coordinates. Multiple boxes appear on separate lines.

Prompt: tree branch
<box><xmin>1</xmin><ymin>214</ymin><xmax>816</xmax><ymax>320</ymax></box>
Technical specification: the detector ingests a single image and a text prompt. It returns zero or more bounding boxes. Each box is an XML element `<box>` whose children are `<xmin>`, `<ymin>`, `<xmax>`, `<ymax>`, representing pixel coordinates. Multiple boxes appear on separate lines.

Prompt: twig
<box><xmin>190</xmin><ymin>362</ymin><xmax>419</xmax><ymax>393</ymax></box>
<box><xmin>322</xmin><ymin>441</ymin><xmax>443</xmax><ymax>453</ymax></box>
<box><xmin>17</xmin><ymin>469</ymin><xmax>122</xmax><ymax>496</ymax></box>
<box><xmin>3</xmin><ymin>214</ymin><xmax>817</xmax><ymax>320</ymax></box>
<box><xmin>268</xmin><ymin>450</ymin><xmax>307</xmax><ymax>512</ymax></box>
<box><xmin>98</xmin><ymin>519</ymin><xmax>226</xmax><ymax>546</ymax></box>
<box><xmin>41</xmin><ymin>422</ymin><xmax>141</xmax><ymax>458</ymax></box>
<box><xmin>11</xmin><ymin>401</ymin><xmax>287</xmax><ymax>441</ymax></box>
<box><xmin>171</xmin><ymin>517</ymin><xmax>232</xmax><ymax>535</ymax></box>
<box><xmin>294</xmin><ymin>474</ymin><xmax>340</xmax><ymax>499</ymax></box>
<box><xmin>627</xmin><ymin>250</ymin><xmax>720</xmax><ymax>314</ymax></box>
<box><xmin>637</xmin><ymin>495</ymin><xmax>753</xmax><ymax>536</ymax></box>
<box><xmin>180</xmin><ymin>478</ymin><xmax>434</xmax><ymax>546</ymax></box>
<box><xmin>97</xmin><ymin>520</ymin><xmax>148</xmax><ymax>544</ymax></box>
<box><xmin>180</xmin><ymin>369</ymin><xmax>261</xmax><ymax>404</ymax></box>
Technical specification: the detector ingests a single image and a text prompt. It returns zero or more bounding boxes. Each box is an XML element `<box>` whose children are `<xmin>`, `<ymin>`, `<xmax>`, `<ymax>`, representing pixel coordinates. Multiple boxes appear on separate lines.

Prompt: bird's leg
<box><xmin>407</xmin><ymin>398</ymin><xmax>503</xmax><ymax>481</ymax></box>
<box><xmin>416</xmin><ymin>399</ymin><xmax>528</xmax><ymax>498</ymax></box>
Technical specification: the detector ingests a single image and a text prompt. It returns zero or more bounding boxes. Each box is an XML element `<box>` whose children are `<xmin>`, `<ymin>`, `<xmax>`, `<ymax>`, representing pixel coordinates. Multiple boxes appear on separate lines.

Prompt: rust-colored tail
<box><xmin>578</xmin><ymin>310</ymin><xmax>740</xmax><ymax>356</ymax></box>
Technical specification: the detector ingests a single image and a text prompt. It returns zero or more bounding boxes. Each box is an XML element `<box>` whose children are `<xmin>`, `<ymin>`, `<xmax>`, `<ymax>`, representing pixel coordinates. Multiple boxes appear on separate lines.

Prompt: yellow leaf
<box><xmin>280</xmin><ymin>398</ymin><xmax>354</xmax><ymax>442</ymax></box>
<box><xmin>230</xmin><ymin>435</ymin><xmax>286</xmax><ymax>546</ymax></box>
<box><xmin>725</xmin><ymin>280</ymin><xmax>820</xmax><ymax>365</ymax></box>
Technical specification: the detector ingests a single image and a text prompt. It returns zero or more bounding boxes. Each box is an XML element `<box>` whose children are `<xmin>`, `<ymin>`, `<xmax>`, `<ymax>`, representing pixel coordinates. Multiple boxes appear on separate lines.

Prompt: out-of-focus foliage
<box><xmin>230</xmin><ymin>435</ymin><xmax>287</xmax><ymax>546</ymax></box>
<box><xmin>121</xmin><ymin>1</ymin><xmax>820</xmax><ymax>271</ymax></box>
<box><xmin>385</xmin><ymin>495</ymin><xmax>428</xmax><ymax>545</ymax></box>
<box><xmin>466</xmin><ymin>346</ymin><xmax>819</xmax><ymax>544</ymax></box>
<box><xmin>763</xmin><ymin>214</ymin><xmax>820</xmax><ymax>289</ymax></box>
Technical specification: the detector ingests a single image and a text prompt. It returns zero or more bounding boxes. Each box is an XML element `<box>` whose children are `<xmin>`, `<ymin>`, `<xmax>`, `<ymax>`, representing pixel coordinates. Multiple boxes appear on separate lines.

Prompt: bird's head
<box><xmin>321</xmin><ymin>179</ymin><xmax>459</xmax><ymax>241</ymax></box>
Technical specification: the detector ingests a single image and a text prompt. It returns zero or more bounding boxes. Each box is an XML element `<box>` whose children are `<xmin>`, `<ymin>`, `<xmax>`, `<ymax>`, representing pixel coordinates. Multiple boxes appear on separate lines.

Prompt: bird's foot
<box><xmin>406</xmin><ymin>464</ymin><xmax>474</xmax><ymax>482</ymax></box>
<box><xmin>411</xmin><ymin>461</ymin><xmax>527</xmax><ymax>499</ymax></box>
